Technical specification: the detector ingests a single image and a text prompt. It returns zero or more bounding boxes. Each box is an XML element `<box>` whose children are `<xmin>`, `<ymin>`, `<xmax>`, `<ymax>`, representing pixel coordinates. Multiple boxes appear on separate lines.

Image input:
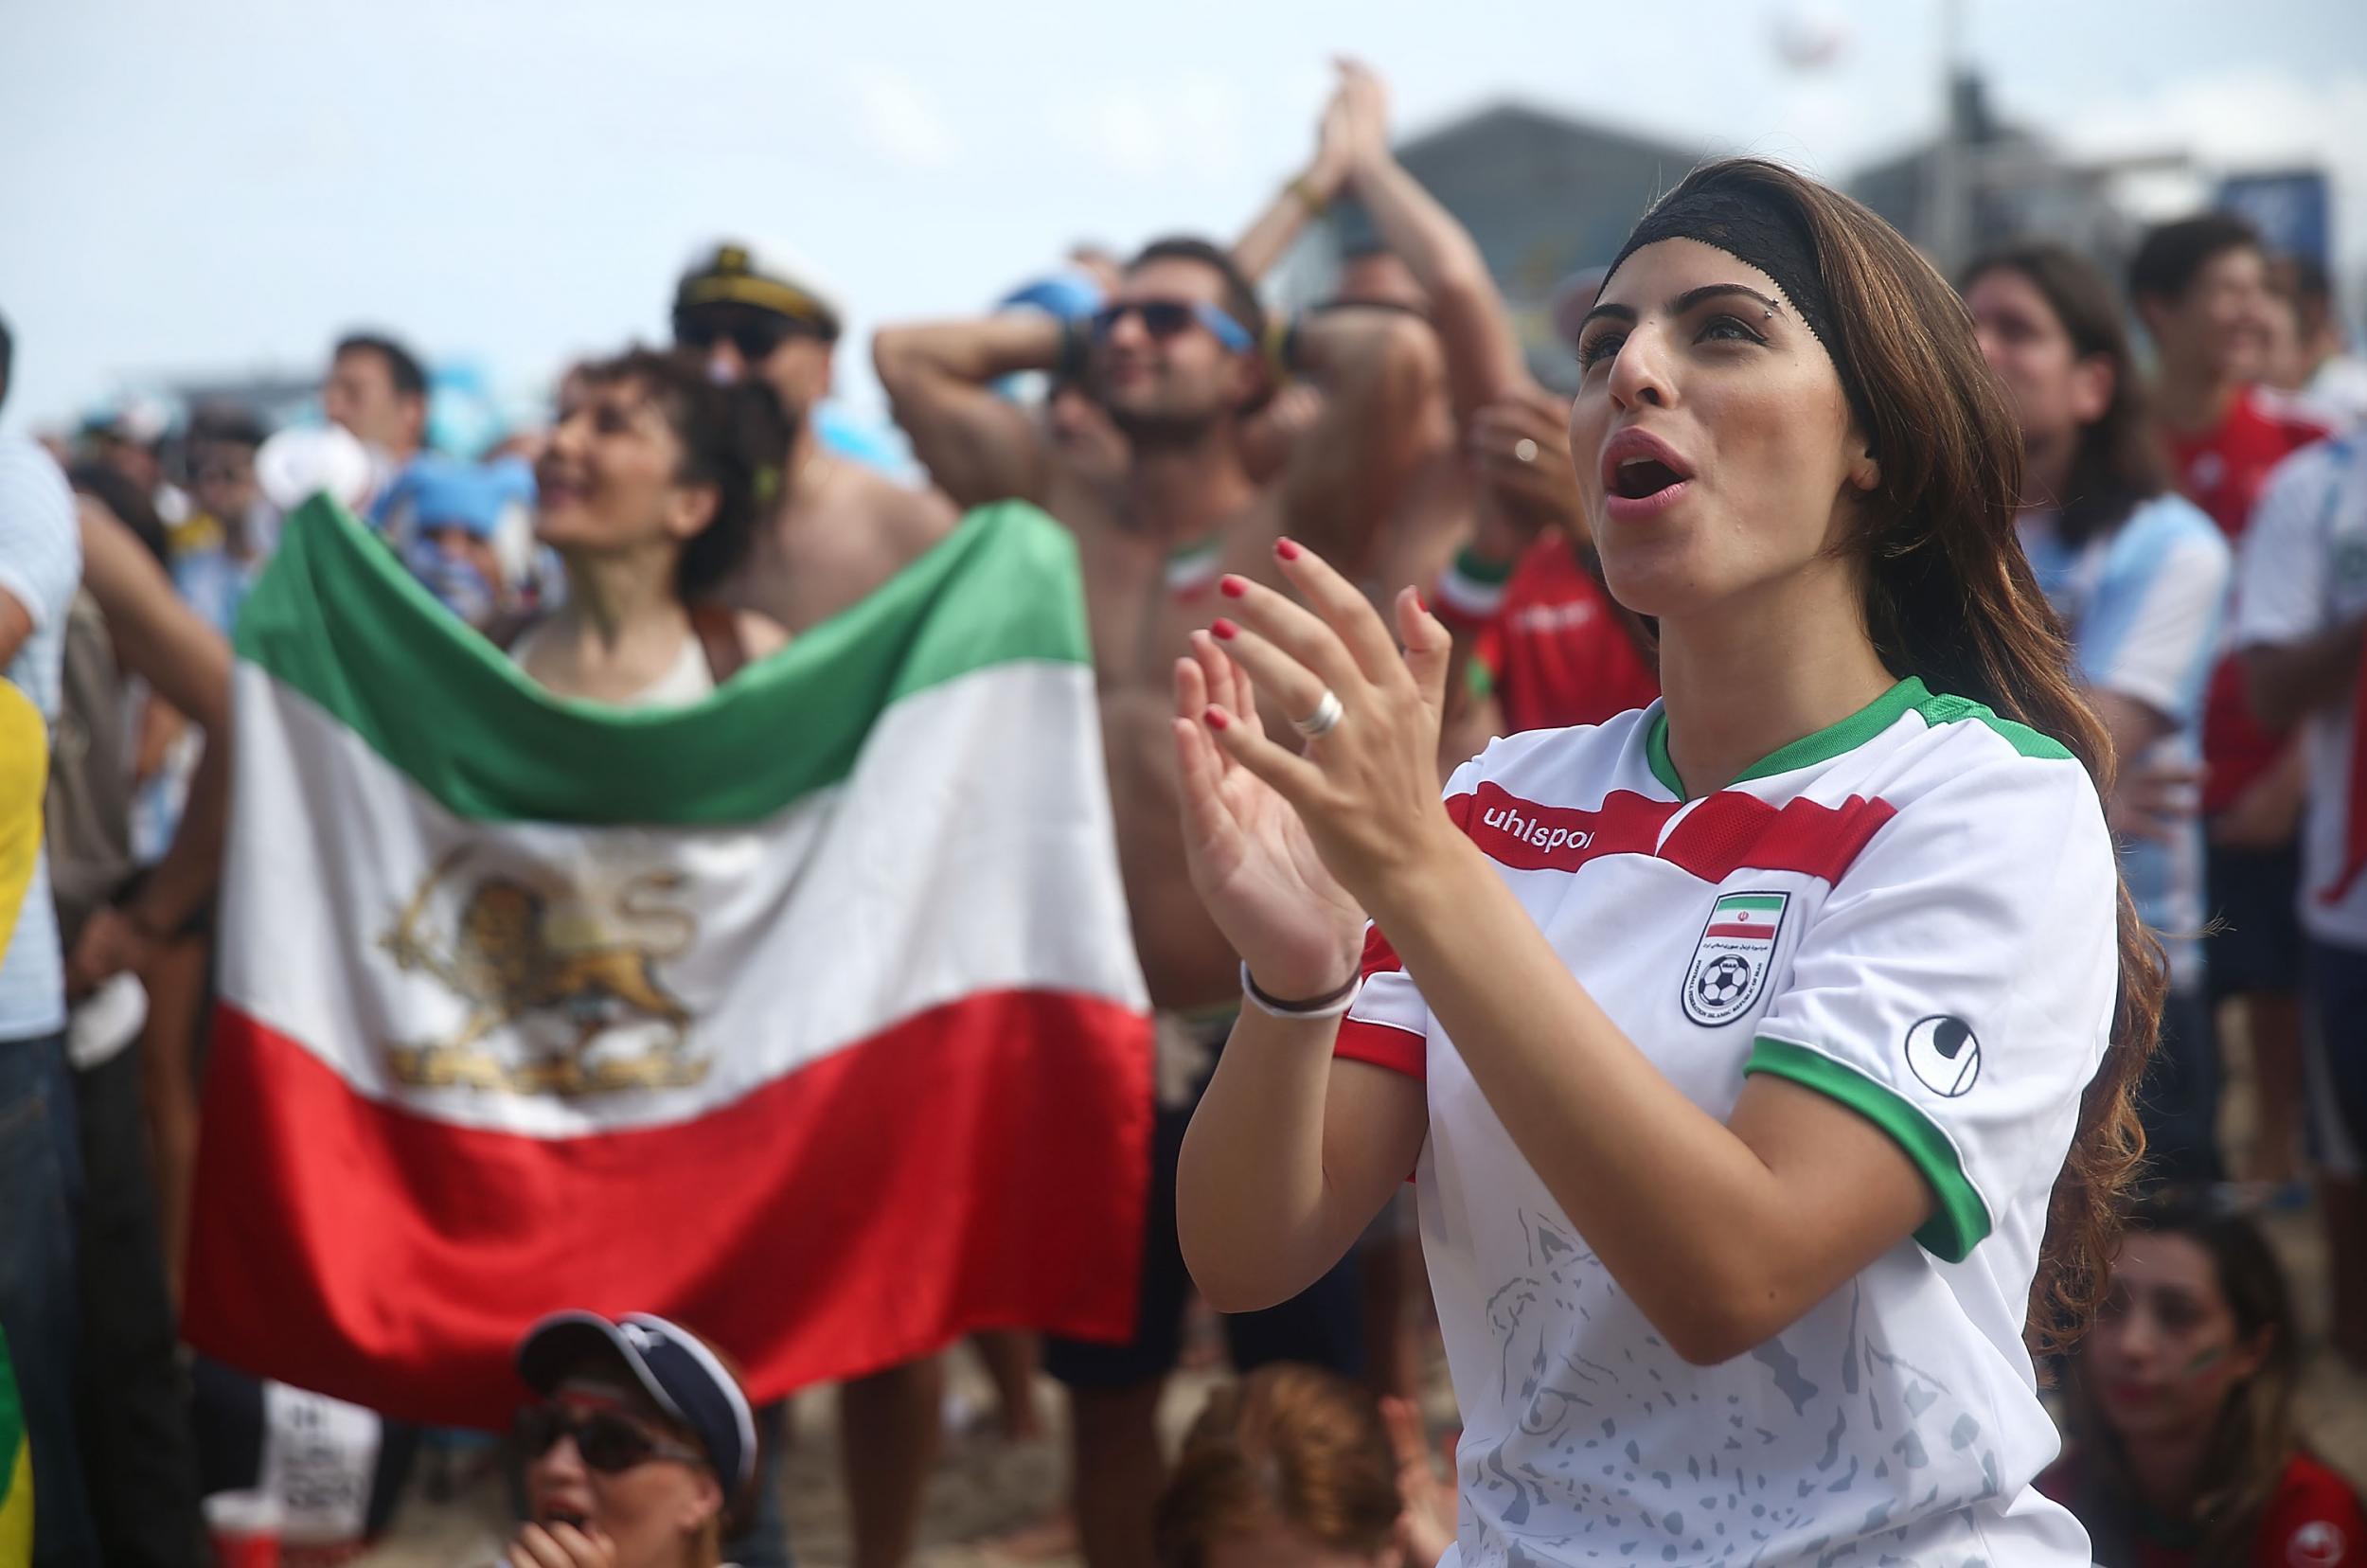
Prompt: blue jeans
<box><xmin>0</xmin><ymin>1034</ymin><xmax>98</xmax><ymax>1563</ymax></box>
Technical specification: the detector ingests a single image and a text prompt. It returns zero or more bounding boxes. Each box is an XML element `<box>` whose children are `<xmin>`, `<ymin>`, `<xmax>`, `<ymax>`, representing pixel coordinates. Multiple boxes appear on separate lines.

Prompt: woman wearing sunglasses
<box><xmin>1171</xmin><ymin>158</ymin><xmax>2163</xmax><ymax>1565</ymax></box>
<box><xmin>506</xmin><ymin>1310</ymin><xmax>759</xmax><ymax>1568</ymax></box>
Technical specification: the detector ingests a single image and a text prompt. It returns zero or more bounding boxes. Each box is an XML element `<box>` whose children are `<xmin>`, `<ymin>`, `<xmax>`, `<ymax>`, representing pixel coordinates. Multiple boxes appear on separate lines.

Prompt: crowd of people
<box><xmin>4</xmin><ymin>58</ymin><xmax>2367</xmax><ymax>1568</ymax></box>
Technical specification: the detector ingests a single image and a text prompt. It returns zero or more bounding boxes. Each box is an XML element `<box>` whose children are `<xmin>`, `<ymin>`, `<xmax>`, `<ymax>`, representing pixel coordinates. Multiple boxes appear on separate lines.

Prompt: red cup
<box><xmin>203</xmin><ymin>1490</ymin><xmax>283</xmax><ymax>1568</ymax></box>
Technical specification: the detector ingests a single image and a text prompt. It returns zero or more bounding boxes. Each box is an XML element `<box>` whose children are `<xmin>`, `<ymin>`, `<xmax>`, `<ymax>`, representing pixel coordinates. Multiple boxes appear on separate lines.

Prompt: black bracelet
<box><xmin>1239</xmin><ymin>960</ymin><xmax>1361</xmax><ymax>1020</ymax></box>
<box><xmin>1057</xmin><ymin>317</ymin><xmax>1090</xmax><ymax>381</ymax></box>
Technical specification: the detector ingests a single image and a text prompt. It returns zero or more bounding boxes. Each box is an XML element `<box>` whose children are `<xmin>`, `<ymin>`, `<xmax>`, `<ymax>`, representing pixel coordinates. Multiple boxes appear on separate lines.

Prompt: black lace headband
<box><xmin>1598</xmin><ymin>185</ymin><xmax>1872</xmax><ymax>435</ymax></box>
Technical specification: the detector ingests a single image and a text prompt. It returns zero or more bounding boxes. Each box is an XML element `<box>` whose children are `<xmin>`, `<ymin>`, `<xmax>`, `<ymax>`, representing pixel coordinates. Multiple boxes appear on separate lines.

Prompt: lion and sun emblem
<box><xmin>376</xmin><ymin>847</ymin><xmax>709</xmax><ymax>1096</ymax></box>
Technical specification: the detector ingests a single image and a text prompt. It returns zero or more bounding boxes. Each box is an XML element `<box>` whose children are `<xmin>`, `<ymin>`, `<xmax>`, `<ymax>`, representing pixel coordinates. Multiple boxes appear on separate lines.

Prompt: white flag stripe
<box><xmin>219</xmin><ymin>658</ymin><xmax>1148</xmax><ymax>1139</ymax></box>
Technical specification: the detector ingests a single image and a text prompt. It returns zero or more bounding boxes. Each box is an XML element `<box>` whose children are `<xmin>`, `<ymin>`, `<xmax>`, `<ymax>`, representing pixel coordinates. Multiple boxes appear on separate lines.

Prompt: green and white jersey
<box><xmin>1339</xmin><ymin>677</ymin><xmax>2116</xmax><ymax>1567</ymax></box>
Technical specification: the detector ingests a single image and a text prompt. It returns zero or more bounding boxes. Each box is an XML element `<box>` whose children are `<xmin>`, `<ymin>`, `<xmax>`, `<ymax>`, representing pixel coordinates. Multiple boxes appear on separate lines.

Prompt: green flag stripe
<box><xmin>236</xmin><ymin>498</ymin><xmax>1092</xmax><ymax>826</ymax></box>
<box><xmin>0</xmin><ymin>1323</ymin><xmax>22</xmax><ymax>1508</ymax></box>
<box><xmin>1714</xmin><ymin>894</ymin><xmax>1788</xmax><ymax>912</ymax></box>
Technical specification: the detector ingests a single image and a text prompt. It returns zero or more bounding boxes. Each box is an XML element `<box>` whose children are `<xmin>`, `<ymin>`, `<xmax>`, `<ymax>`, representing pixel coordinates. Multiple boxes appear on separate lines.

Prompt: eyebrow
<box><xmin>1580</xmin><ymin>283</ymin><xmax>1789</xmax><ymax>332</ymax></box>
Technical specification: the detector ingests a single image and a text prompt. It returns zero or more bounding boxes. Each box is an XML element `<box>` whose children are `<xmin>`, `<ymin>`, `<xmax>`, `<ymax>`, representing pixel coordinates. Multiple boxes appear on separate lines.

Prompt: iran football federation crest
<box><xmin>1682</xmin><ymin>891</ymin><xmax>1789</xmax><ymax>1027</ymax></box>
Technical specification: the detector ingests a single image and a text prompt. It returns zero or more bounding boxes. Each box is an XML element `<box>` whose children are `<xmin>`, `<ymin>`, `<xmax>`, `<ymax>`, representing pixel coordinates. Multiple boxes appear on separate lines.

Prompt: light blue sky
<box><xmin>4</xmin><ymin>0</ymin><xmax>2362</xmax><ymax>436</ymax></box>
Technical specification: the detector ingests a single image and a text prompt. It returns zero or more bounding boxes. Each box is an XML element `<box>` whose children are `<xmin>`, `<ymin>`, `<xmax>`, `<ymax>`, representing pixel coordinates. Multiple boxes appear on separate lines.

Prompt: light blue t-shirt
<box><xmin>0</xmin><ymin>437</ymin><xmax>84</xmax><ymax>1040</ymax></box>
<box><xmin>2019</xmin><ymin>492</ymin><xmax>2232</xmax><ymax>989</ymax></box>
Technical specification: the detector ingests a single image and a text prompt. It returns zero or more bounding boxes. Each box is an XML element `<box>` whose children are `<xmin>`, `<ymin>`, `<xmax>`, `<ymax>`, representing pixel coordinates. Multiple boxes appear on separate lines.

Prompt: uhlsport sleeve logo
<box><xmin>1904</xmin><ymin>1014</ymin><xmax>1982</xmax><ymax>1097</ymax></box>
<box><xmin>1682</xmin><ymin>891</ymin><xmax>1789</xmax><ymax>1026</ymax></box>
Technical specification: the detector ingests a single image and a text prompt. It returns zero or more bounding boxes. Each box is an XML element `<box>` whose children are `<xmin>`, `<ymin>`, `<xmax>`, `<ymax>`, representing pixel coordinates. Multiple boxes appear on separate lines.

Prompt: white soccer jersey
<box><xmin>1338</xmin><ymin>677</ymin><xmax>2118</xmax><ymax>1567</ymax></box>
<box><xmin>2232</xmin><ymin>435</ymin><xmax>2367</xmax><ymax>950</ymax></box>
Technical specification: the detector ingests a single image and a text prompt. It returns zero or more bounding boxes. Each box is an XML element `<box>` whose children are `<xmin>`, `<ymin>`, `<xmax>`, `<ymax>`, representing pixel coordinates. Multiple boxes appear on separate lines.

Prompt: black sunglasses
<box><xmin>1088</xmin><ymin>299</ymin><xmax>1254</xmax><ymax>352</ymax></box>
<box><xmin>674</xmin><ymin>313</ymin><xmax>802</xmax><ymax>364</ymax></box>
<box><xmin>516</xmin><ymin>1400</ymin><xmax>705</xmax><ymax>1474</ymax></box>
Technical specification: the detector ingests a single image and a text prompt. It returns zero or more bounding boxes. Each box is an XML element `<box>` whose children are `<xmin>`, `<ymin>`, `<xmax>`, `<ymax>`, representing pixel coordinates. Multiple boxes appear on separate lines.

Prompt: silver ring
<box><xmin>1291</xmin><ymin>687</ymin><xmax>1344</xmax><ymax>739</ymax></box>
<box><xmin>1513</xmin><ymin>437</ymin><xmax>1539</xmax><ymax>464</ymax></box>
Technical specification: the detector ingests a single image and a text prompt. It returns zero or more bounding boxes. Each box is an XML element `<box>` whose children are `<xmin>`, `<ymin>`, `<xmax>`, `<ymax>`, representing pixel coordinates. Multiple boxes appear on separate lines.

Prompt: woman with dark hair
<box><xmin>1169</xmin><ymin>158</ymin><xmax>2163</xmax><ymax>1564</ymax></box>
<box><xmin>2042</xmin><ymin>1195</ymin><xmax>2364</xmax><ymax>1564</ymax></box>
<box><xmin>509</xmin><ymin>347</ymin><xmax>791</xmax><ymax>704</ymax></box>
<box><xmin>1963</xmin><ymin>245</ymin><xmax>2234</xmax><ymax>1190</ymax></box>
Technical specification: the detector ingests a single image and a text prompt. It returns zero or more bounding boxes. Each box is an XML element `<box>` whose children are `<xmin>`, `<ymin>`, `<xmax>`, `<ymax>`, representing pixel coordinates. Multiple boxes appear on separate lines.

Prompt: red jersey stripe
<box><xmin>1450</xmin><ymin>781</ymin><xmax>1897</xmax><ymax>885</ymax></box>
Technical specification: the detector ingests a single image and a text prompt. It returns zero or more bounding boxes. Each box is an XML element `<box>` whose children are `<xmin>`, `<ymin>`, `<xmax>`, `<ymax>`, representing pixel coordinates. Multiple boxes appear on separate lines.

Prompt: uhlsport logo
<box><xmin>1682</xmin><ymin>891</ymin><xmax>1789</xmax><ymax>1027</ymax></box>
<box><xmin>1904</xmin><ymin>1014</ymin><xmax>1982</xmax><ymax>1097</ymax></box>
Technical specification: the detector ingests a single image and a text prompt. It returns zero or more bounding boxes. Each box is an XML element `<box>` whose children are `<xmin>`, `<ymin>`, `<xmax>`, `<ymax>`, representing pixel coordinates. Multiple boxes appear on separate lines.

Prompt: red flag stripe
<box><xmin>185</xmin><ymin>993</ymin><xmax>1151</xmax><ymax>1429</ymax></box>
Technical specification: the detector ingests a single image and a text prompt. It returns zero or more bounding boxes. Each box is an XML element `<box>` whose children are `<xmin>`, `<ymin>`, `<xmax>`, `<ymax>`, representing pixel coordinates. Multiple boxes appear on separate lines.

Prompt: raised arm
<box><xmin>1232</xmin><ymin>88</ymin><xmax>1357</xmax><ymax>283</ymax></box>
<box><xmin>871</xmin><ymin>313</ymin><xmax>1062</xmax><ymax>510</ymax></box>
<box><xmin>1335</xmin><ymin>61</ymin><xmax>1532</xmax><ymax>420</ymax></box>
<box><xmin>1273</xmin><ymin>307</ymin><xmax>1449</xmax><ymax>571</ymax></box>
<box><xmin>77</xmin><ymin>494</ymin><xmax>232</xmax><ymax>733</ymax></box>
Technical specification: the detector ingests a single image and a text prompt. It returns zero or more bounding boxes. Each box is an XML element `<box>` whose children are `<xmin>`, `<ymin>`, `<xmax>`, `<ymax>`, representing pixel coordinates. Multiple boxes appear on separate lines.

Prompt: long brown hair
<box><xmin>1152</xmin><ymin>1364</ymin><xmax>1401</xmax><ymax>1568</ymax></box>
<box><xmin>1961</xmin><ymin>243</ymin><xmax>2171</xmax><ymax>547</ymax></box>
<box><xmin>2065</xmin><ymin>1195</ymin><xmax>2308</xmax><ymax>1564</ymax></box>
<box><xmin>1651</xmin><ymin>159</ymin><xmax>2166</xmax><ymax>1356</ymax></box>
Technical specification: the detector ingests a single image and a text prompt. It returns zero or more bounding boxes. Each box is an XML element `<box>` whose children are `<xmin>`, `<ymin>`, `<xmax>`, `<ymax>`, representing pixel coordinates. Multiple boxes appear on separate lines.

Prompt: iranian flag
<box><xmin>185</xmin><ymin>497</ymin><xmax>1153</xmax><ymax>1429</ymax></box>
<box><xmin>1703</xmin><ymin>892</ymin><xmax>1785</xmax><ymax>941</ymax></box>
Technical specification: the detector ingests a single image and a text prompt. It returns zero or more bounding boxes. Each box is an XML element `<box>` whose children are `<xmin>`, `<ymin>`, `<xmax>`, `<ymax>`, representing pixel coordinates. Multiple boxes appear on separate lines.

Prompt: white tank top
<box><xmin>507</xmin><ymin>620</ymin><xmax>715</xmax><ymax>710</ymax></box>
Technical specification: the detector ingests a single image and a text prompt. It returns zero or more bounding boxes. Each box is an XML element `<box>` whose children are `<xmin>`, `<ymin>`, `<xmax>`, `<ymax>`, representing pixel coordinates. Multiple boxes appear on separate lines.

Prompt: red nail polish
<box><xmin>1203</xmin><ymin>706</ymin><xmax>1230</xmax><ymax>731</ymax></box>
<box><xmin>1412</xmin><ymin>590</ymin><xmax>1426</xmax><ymax>614</ymax></box>
<box><xmin>1219</xmin><ymin>576</ymin><xmax>1248</xmax><ymax>599</ymax></box>
<box><xmin>1275</xmin><ymin>537</ymin><xmax>1302</xmax><ymax>561</ymax></box>
<box><xmin>1211</xmin><ymin>617</ymin><xmax>1238</xmax><ymax>640</ymax></box>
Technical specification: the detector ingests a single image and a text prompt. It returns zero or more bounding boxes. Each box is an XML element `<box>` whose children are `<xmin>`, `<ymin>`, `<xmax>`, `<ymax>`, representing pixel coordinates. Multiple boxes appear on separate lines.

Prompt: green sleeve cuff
<box><xmin>1744</xmin><ymin>1037</ymin><xmax>1993</xmax><ymax>1263</ymax></box>
<box><xmin>1450</xmin><ymin>546</ymin><xmax>1519</xmax><ymax>586</ymax></box>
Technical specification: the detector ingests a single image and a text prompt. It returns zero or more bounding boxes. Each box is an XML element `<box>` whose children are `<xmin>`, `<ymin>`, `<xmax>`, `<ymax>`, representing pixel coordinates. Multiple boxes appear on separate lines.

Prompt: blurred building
<box><xmin>1284</xmin><ymin>99</ymin><xmax>1701</xmax><ymax>387</ymax></box>
<box><xmin>1848</xmin><ymin>74</ymin><xmax>2145</xmax><ymax>278</ymax></box>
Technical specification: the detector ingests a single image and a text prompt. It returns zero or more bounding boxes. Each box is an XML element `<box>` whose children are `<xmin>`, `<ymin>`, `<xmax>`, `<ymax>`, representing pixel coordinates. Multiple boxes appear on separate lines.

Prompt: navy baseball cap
<box><xmin>516</xmin><ymin>1311</ymin><xmax>756</xmax><ymax>1497</ymax></box>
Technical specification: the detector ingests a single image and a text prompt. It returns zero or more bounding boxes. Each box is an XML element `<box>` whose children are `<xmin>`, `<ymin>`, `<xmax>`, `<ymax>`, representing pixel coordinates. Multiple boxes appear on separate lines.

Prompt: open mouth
<box><xmin>539</xmin><ymin>1506</ymin><xmax>592</xmax><ymax>1530</ymax></box>
<box><xmin>1611</xmin><ymin>457</ymin><xmax>1685</xmax><ymax>500</ymax></box>
<box><xmin>1599</xmin><ymin>429</ymin><xmax>1695</xmax><ymax>507</ymax></box>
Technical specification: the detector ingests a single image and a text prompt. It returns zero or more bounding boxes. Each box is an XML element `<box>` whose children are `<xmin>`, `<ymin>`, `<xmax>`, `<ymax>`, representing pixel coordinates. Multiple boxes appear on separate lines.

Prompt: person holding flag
<box><xmin>1170</xmin><ymin>159</ymin><xmax>2163</xmax><ymax>1565</ymax></box>
<box><xmin>2233</xmin><ymin>429</ymin><xmax>2367</xmax><ymax>1371</ymax></box>
<box><xmin>90</xmin><ymin>342</ymin><xmax>1154</xmax><ymax>1555</ymax></box>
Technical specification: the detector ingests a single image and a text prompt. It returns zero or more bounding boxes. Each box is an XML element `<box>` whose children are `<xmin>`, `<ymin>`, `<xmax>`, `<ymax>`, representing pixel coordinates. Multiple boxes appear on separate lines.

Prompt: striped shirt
<box><xmin>0</xmin><ymin>437</ymin><xmax>82</xmax><ymax>1040</ymax></box>
<box><xmin>1340</xmin><ymin>680</ymin><xmax>2117</xmax><ymax>1566</ymax></box>
<box><xmin>2018</xmin><ymin>495</ymin><xmax>2230</xmax><ymax>989</ymax></box>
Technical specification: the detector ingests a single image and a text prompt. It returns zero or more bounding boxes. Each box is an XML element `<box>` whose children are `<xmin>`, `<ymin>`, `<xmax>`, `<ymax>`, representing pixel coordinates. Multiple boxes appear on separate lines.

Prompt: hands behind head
<box><xmin>1469</xmin><ymin>385</ymin><xmax>1585</xmax><ymax>542</ymax></box>
<box><xmin>1170</xmin><ymin>540</ymin><xmax>1457</xmax><ymax>996</ymax></box>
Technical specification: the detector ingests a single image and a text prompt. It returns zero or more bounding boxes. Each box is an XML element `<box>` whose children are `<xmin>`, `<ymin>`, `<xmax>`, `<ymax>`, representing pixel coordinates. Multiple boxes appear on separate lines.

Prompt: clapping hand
<box><xmin>1170</xmin><ymin>540</ymin><xmax>1459</xmax><ymax>996</ymax></box>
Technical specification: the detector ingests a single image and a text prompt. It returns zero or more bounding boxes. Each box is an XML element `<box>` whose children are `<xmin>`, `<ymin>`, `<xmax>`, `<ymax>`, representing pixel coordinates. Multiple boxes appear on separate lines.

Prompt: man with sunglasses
<box><xmin>671</xmin><ymin>241</ymin><xmax>955</xmax><ymax>637</ymax></box>
<box><xmin>671</xmin><ymin>239</ymin><xmax>958</xmax><ymax>1568</ymax></box>
<box><xmin>877</xmin><ymin>229</ymin><xmax>1441</xmax><ymax>1568</ymax></box>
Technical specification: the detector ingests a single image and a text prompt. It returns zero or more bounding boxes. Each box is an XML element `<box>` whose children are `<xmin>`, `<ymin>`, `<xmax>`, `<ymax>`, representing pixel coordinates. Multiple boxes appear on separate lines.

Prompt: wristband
<box><xmin>1263</xmin><ymin>313</ymin><xmax>1303</xmax><ymax>381</ymax></box>
<box><xmin>118</xmin><ymin>901</ymin><xmax>175</xmax><ymax>944</ymax></box>
<box><xmin>1433</xmin><ymin>545</ymin><xmax>1518</xmax><ymax>624</ymax></box>
<box><xmin>1289</xmin><ymin>175</ymin><xmax>1329</xmax><ymax>218</ymax></box>
<box><xmin>1056</xmin><ymin>317</ymin><xmax>1091</xmax><ymax>382</ymax></box>
<box><xmin>1240</xmin><ymin>960</ymin><xmax>1361</xmax><ymax>1020</ymax></box>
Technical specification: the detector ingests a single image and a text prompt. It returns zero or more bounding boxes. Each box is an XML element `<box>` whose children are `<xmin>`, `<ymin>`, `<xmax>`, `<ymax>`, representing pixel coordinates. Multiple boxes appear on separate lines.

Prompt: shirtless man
<box><xmin>672</xmin><ymin>241</ymin><xmax>957</xmax><ymax>635</ymax></box>
<box><xmin>1228</xmin><ymin>62</ymin><xmax>1628</xmax><ymax>772</ymax></box>
<box><xmin>671</xmin><ymin>241</ymin><xmax>956</xmax><ymax>1568</ymax></box>
<box><xmin>875</xmin><ymin>192</ymin><xmax>1441</xmax><ymax>1568</ymax></box>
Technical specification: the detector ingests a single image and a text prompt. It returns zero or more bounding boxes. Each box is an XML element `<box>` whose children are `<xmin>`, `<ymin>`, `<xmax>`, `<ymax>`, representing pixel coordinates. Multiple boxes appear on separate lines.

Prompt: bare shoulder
<box><xmin>734</xmin><ymin>609</ymin><xmax>792</xmax><ymax>662</ymax></box>
<box><xmin>846</xmin><ymin>464</ymin><xmax>959</xmax><ymax>554</ymax></box>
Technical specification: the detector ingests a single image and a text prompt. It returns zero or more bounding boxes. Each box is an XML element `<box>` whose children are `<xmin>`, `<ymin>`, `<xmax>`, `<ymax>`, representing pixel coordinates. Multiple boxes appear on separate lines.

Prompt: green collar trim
<box><xmin>1646</xmin><ymin>677</ymin><xmax>1931</xmax><ymax>800</ymax></box>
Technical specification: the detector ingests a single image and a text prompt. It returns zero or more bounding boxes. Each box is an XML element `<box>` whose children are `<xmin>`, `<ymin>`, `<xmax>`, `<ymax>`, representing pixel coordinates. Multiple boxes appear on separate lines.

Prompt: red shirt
<box><xmin>2040</xmin><ymin>1450</ymin><xmax>2365</xmax><ymax>1567</ymax></box>
<box><xmin>2163</xmin><ymin>386</ymin><xmax>2329</xmax><ymax>812</ymax></box>
<box><xmin>1472</xmin><ymin>537</ymin><xmax>1659</xmax><ymax>734</ymax></box>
